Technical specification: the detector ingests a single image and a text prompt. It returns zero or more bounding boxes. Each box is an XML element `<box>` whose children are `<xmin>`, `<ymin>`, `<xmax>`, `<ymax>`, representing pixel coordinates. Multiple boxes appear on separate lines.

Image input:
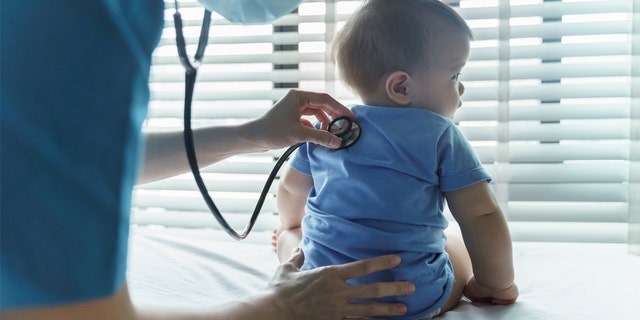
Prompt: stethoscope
<box><xmin>172</xmin><ymin>3</ymin><xmax>361</xmax><ymax>240</ymax></box>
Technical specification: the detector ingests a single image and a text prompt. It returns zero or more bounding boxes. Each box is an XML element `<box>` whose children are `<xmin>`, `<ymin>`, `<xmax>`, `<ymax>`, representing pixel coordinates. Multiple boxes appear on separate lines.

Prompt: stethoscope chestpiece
<box><xmin>328</xmin><ymin>116</ymin><xmax>361</xmax><ymax>149</ymax></box>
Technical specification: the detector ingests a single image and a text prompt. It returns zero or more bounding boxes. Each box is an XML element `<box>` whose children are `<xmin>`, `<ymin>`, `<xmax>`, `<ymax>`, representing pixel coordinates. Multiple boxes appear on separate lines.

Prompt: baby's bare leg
<box><xmin>275</xmin><ymin>226</ymin><xmax>303</xmax><ymax>263</ymax></box>
<box><xmin>438</xmin><ymin>227</ymin><xmax>473</xmax><ymax>314</ymax></box>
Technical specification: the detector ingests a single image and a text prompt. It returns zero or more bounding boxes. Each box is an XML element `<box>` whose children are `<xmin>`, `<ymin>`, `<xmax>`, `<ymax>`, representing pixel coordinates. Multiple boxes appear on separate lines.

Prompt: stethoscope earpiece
<box><xmin>328</xmin><ymin>116</ymin><xmax>361</xmax><ymax>149</ymax></box>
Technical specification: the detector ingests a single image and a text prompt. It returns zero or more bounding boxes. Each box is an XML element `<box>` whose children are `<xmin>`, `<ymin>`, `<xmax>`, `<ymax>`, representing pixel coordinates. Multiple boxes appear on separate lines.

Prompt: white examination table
<box><xmin>128</xmin><ymin>226</ymin><xmax>640</xmax><ymax>319</ymax></box>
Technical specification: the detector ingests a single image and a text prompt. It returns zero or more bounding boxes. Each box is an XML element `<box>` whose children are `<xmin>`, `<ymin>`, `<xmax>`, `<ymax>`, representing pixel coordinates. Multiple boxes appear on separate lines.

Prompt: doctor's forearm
<box><xmin>139</xmin><ymin>123</ymin><xmax>266</xmax><ymax>184</ymax></box>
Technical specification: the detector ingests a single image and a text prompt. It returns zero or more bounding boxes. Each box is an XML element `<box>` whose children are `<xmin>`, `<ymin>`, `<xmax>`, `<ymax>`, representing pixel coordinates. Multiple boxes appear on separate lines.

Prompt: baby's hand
<box><xmin>463</xmin><ymin>277</ymin><xmax>519</xmax><ymax>305</ymax></box>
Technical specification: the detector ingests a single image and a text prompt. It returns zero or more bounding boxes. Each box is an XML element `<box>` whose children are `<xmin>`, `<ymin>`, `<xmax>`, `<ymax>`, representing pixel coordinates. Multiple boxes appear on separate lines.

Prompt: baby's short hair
<box><xmin>332</xmin><ymin>0</ymin><xmax>473</xmax><ymax>97</ymax></box>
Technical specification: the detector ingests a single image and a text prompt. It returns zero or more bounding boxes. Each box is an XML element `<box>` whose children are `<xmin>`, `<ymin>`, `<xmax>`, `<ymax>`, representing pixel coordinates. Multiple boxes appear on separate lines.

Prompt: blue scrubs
<box><xmin>1</xmin><ymin>0</ymin><xmax>164</xmax><ymax>309</ymax></box>
<box><xmin>290</xmin><ymin>105</ymin><xmax>492</xmax><ymax>320</ymax></box>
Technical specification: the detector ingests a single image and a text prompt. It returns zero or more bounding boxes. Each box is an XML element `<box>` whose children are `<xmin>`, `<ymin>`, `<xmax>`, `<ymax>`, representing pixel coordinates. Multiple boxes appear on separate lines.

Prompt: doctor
<box><xmin>0</xmin><ymin>0</ymin><xmax>414</xmax><ymax>319</ymax></box>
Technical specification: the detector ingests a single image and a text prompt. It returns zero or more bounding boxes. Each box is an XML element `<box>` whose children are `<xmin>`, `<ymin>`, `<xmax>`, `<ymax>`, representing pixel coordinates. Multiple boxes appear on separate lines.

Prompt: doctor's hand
<box><xmin>252</xmin><ymin>89</ymin><xmax>355</xmax><ymax>150</ymax></box>
<box><xmin>265</xmin><ymin>248</ymin><xmax>414</xmax><ymax>320</ymax></box>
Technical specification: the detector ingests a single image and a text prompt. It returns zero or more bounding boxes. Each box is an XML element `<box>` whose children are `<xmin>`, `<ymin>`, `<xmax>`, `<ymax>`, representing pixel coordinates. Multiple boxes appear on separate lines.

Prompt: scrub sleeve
<box><xmin>0</xmin><ymin>0</ymin><xmax>164</xmax><ymax>309</ymax></box>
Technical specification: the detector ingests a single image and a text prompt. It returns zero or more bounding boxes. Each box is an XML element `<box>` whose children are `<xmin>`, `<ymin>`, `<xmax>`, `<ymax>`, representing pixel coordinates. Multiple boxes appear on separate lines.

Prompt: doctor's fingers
<box><xmin>337</xmin><ymin>281</ymin><xmax>414</xmax><ymax>318</ymax></box>
<box><xmin>298</xmin><ymin>126</ymin><xmax>342</xmax><ymax>149</ymax></box>
<box><xmin>333</xmin><ymin>254</ymin><xmax>416</xmax><ymax>300</ymax></box>
<box><xmin>298</xmin><ymin>106</ymin><xmax>331</xmax><ymax>130</ymax></box>
<box><xmin>283</xmin><ymin>89</ymin><xmax>354</xmax><ymax>121</ymax></box>
<box><xmin>335</xmin><ymin>255</ymin><xmax>404</xmax><ymax>280</ymax></box>
<box><xmin>345</xmin><ymin>281</ymin><xmax>415</xmax><ymax>301</ymax></box>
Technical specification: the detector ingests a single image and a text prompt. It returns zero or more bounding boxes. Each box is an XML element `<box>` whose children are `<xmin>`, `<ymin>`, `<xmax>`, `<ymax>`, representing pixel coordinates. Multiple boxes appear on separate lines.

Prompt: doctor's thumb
<box><xmin>288</xmin><ymin>247</ymin><xmax>305</xmax><ymax>269</ymax></box>
<box><xmin>305</xmin><ymin>128</ymin><xmax>342</xmax><ymax>149</ymax></box>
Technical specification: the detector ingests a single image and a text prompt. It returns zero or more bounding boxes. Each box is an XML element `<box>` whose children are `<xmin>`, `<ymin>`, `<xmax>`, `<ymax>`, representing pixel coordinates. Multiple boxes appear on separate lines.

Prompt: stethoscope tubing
<box><xmin>175</xmin><ymin>4</ymin><xmax>302</xmax><ymax>240</ymax></box>
<box><xmin>174</xmin><ymin>4</ymin><xmax>359</xmax><ymax>240</ymax></box>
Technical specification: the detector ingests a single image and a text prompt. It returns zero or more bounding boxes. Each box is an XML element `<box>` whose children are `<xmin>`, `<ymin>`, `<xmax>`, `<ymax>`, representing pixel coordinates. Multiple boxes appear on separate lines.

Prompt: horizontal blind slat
<box><xmin>509</xmin><ymin>163</ymin><xmax>628</xmax><ymax>183</ymax></box>
<box><xmin>454</xmin><ymin>103</ymin><xmax>630</xmax><ymax>122</ymax></box>
<box><xmin>464</xmin><ymin>142</ymin><xmax>630</xmax><ymax>164</ymax></box>
<box><xmin>131</xmin><ymin>209</ymin><xmax>279</xmax><ymax>231</ymax></box>
<box><xmin>150</xmin><ymin>88</ymin><xmax>291</xmax><ymax>101</ymax></box>
<box><xmin>158</xmin><ymin>32</ymin><xmax>325</xmax><ymax>47</ymax></box>
<box><xmin>509</xmin><ymin>142</ymin><xmax>629</xmax><ymax>162</ymax></box>
<box><xmin>510</xmin><ymin>183</ymin><xmax>628</xmax><ymax>202</ymax></box>
<box><xmin>510</xmin><ymin>83</ymin><xmax>631</xmax><ymax>100</ymax></box>
<box><xmin>470</xmin><ymin>42</ymin><xmax>631</xmax><ymax>61</ymax></box>
<box><xmin>152</xmin><ymin>52</ymin><xmax>326</xmax><ymax>65</ymax></box>
<box><xmin>150</xmin><ymin>69</ymin><xmax>326</xmax><ymax>83</ymax></box>
<box><xmin>508</xmin><ymin>202</ymin><xmax>628</xmax><ymax>223</ymax></box>
<box><xmin>133</xmin><ymin>191</ymin><xmax>278</xmax><ymax>213</ymax></box>
<box><xmin>471</xmin><ymin>21</ymin><xmax>631</xmax><ymax>41</ymax></box>
<box><xmin>508</xmin><ymin>221</ymin><xmax>627</xmax><ymax>243</ymax></box>
<box><xmin>509</xmin><ymin>121</ymin><xmax>629</xmax><ymax>141</ymax></box>
<box><xmin>462</xmin><ymin>62</ymin><xmax>632</xmax><ymax>81</ymax></box>
<box><xmin>137</xmin><ymin>173</ymin><xmax>279</xmax><ymax>193</ymax></box>
<box><xmin>458</xmin><ymin>0</ymin><xmax>631</xmax><ymax>20</ymax></box>
<box><xmin>460</xmin><ymin>121</ymin><xmax>629</xmax><ymax>141</ymax></box>
<box><xmin>450</xmin><ymin>84</ymin><xmax>632</xmax><ymax>102</ymax></box>
<box><xmin>147</xmin><ymin>101</ymin><xmax>269</xmax><ymax>118</ymax></box>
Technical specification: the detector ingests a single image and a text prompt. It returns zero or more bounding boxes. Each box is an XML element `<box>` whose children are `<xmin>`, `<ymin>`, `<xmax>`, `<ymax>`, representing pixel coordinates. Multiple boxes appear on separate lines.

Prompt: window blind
<box><xmin>132</xmin><ymin>0</ymin><xmax>638</xmax><ymax>244</ymax></box>
<box><xmin>629</xmin><ymin>0</ymin><xmax>638</xmax><ymax>255</ymax></box>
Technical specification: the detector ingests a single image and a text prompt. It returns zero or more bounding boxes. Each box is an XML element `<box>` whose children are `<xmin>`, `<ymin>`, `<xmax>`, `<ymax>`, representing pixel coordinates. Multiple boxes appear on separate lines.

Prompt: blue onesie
<box><xmin>289</xmin><ymin>105</ymin><xmax>492</xmax><ymax>320</ymax></box>
<box><xmin>1</xmin><ymin>0</ymin><xmax>164</xmax><ymax>309</ymax></box>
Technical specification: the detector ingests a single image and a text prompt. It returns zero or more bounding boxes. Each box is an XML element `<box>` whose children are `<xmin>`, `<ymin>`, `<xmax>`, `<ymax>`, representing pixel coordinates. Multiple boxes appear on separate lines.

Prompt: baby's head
<box><xmin>332</xmin><ymin>0</ymin><xmax>473</xmax><ymax>116</ymax></box>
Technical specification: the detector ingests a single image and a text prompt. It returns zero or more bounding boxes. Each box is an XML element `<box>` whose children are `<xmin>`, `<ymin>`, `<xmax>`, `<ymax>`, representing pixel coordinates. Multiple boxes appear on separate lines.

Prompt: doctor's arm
<box><xmin>4</xmin><ymin>255</ymin><xmax>413</xmax><ymax>320</ymax></box>
<box><xmin>139</xmin><ymin>89</ymin><xmax>352</xmax><ymax>184</ymax></box>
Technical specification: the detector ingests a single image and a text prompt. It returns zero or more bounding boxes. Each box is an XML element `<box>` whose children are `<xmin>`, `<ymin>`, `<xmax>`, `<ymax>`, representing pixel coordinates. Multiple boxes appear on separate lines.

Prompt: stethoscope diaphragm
<box><xmin>329</xmin><ymin>117</ymin><xmax>361</xmax><ymax>149</ymax></box>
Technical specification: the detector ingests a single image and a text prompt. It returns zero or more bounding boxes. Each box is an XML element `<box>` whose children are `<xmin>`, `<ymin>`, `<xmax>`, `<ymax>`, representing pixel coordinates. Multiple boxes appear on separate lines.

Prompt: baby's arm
<box><xmin>275</xmin><ymin>165</ymin><xmax>313</xmax><ymax>262</ymax></box>
<box><xmin>444</xmin><ymin>181</ymin><xmax>519</xmax><ymax>304</ymax></box>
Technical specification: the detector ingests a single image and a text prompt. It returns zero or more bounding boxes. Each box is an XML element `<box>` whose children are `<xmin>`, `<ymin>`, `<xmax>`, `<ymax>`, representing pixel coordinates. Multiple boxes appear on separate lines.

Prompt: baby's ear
<box><xmin>385</xmin><ymin>71</ymin><xmax>412</xmax><ymax>106</ymax></box>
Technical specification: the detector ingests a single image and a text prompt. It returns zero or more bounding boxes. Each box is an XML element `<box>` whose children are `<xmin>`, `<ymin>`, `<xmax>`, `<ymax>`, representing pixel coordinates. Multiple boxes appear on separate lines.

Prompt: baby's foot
<box><xmin>271</xmin><ymin>226</ymin><xmax>285</xmax><ymax>252</ymax></box>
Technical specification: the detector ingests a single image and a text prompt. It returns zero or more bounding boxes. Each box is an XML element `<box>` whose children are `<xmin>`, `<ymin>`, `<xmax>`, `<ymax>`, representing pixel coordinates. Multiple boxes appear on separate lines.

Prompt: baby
<box><xmin>274</xmin><ymin>1</ymin><xmax>519</xmax><ymax>319</ymax></box>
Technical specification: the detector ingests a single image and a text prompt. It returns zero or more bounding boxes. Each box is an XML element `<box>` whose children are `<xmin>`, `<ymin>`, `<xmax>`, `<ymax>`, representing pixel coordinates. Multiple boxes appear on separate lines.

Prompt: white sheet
<box><xmin>128</xmin><ymin>226</ymin><xmax>640</xmax><ymax>319</ymax></box>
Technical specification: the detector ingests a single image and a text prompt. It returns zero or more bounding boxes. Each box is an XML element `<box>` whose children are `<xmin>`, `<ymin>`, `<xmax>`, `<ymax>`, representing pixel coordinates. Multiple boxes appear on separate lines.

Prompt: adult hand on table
<box><xmin>267</xmin><ymin>248</ymin><xmax>414</xmax><ymax>320</ymax></box>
